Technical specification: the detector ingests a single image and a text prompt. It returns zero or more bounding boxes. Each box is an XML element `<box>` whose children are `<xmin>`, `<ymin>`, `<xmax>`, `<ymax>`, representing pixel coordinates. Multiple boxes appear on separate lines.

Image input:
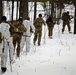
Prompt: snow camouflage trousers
<box><xmin>0</xmin><ymin>37</ymin><xmax>14</xmax><ymax>68</ymax></box>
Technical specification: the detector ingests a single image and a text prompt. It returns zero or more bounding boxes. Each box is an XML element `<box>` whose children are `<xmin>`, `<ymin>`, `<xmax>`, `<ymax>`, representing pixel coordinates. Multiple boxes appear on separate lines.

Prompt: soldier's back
<box><xmin>62</xmin><ymin>12</ymin><xmax>67</xmax><ymax>21</ymax></box>
<box><xmin>34</xmin><ymin>17</ymin><xmax>44</xmax><ymax>27</ymax></box>
<box><xmin>62</xmin><ymin>12</ymin><xmax>70</xmax><ymax>21</ymax></box>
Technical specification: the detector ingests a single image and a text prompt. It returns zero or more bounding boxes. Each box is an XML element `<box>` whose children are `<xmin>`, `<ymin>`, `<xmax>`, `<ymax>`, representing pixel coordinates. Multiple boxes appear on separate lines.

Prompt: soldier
<box><xmin>0</xmin><ymin>16</ymin><xmax>14</xmax><ymax>73</ymax></box>
<box><xmin>62</xmin><ymin>11</ymin><xmax>71</xmax><ymax>33</ymax></box>
<box><xmin>46</xmin><ymin>15</ymin><xmax>54</xmax><ymax>39</ymax></box>
<box><xmin>12</xmin><ymin>18</ymin><xmax>27</xmax><ymax>58</ymax></box>
<box><xmin>33</xmin><ymin>14</ymin><xmax>46</xmax><ymax>46</ymax></box>
<box><xmin>23</xmin><ymin>16</ymin><xmax>35</xmax><ymax>53</ymax></box>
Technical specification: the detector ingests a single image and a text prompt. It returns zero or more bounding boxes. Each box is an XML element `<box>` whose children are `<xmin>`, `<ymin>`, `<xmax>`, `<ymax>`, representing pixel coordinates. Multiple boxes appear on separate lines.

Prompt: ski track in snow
<box><xmin>2</xmin><ymin>23</ymin><xmax>76</xmax><ymax>75</ymax></box>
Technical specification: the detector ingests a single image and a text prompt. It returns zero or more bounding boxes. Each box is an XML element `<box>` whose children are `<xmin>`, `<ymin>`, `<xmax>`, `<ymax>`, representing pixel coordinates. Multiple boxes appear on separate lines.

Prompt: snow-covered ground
<box><xmin>1</xmin><ymin>3</ymin><xmax>76</xmax><ymax>75</ymax></box>
<box><xmin>2</xmin><ymin>16</ymin><xmax>76</xmax><ymax>75</ymax></box>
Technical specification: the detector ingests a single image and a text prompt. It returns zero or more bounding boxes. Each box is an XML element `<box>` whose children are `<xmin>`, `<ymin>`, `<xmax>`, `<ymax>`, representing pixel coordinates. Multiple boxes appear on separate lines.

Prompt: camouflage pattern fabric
<box><xmin>33</xmin><ymin>17</ymin><xmax>45</xmax><ymax>46</ymax></box>
<box><xmin>12</xmin><ymin>21</ymin><xmax>26</xmax><ymax>57</ymax></box>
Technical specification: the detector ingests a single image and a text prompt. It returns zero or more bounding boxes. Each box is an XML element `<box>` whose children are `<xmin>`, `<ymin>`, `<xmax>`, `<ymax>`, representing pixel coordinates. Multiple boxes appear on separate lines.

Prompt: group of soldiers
<box><xmin>0</xmin><ymin>11</ymin><xmax>72</xmax><ymax>73</ymax></box>
<box><xmin>0</xmin><ymin>16</ymin><xmax>35</xmax><ymax>73</ymax></box>
<box><xmin>34</xmin><ymin>11</ymin><xmax>72</xmax><ymax>46</ymax></box>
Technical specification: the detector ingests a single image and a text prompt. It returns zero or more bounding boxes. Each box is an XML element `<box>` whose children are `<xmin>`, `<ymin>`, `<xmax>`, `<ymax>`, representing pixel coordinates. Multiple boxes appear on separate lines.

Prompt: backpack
<box><xmin>34</xmin><ymin>18</ymin><xmax>43</xmax><ymax>27</ymax></box>
<box><xmin>0</xmin><ymin>32</ymin><xmax>2</xmax><ymax>43</ymax></box>
<box><xmin>46</xmin><ymin>16</ymin><xmax>53</xmax><ymax>24</ymax></box>
<box><xmin>62</xmin><ymin>12</ymin><xmax>70</xmax><ymax>21</ymax></box>
<box><xmin>30</xmin><ymin>26</ymin><xmax>33</xmax><ymax>33</ymax></box>
<box><xmin>7</xmin><ymin>22</ymin><xmax>15</xmax><ymax>36</ymax></box>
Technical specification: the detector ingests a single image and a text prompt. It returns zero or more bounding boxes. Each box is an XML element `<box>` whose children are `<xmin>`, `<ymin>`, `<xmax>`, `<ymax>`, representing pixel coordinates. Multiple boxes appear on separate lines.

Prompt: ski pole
<box><xmin>7</xmin><ymin>42</ymin><xmax>12</xmax><ymax>72</ymax></box>
<box><xmin>43</xmin><ymin>25</ymin><xmax>47</xmax><ymax>44</ymax></box>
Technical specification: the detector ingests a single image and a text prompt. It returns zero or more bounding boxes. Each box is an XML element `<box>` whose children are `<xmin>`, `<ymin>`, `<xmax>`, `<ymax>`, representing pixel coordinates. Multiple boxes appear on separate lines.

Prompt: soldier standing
<box><xmin>12</xmin><ymin>18</ymin><xmax>27</xmax><ymax>58</ymax></box>
<box><xmin>46</xmin><ymin>15</ymin><xmax>54</xmax><ymax>39</ymax></box>
<box><xmin>33</xmin><ymin>14</ymin><xmax>46</xmax><ymax>46</ymax></box>
<box><xmin>23</xmin><ymin>16</ymin><xmax>35</xmax><ymax>53</ymax></box>
<box><xmin>62</xmin><ymin>11</ymin><xmax>71</xmax><ymax>33</ymax></box>
<box><xmin>0</xmin><ymin>16</ymin><xmax>14</xmax><ymax>73</ymax></box>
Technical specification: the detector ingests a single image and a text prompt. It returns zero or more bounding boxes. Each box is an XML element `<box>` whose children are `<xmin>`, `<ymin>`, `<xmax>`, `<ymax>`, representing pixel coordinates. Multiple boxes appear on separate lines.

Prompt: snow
<box><xmin>1</xmin><ymin>18</ymin><xmax>76</xmax><ymax>75</ymax></box>
<box><xmin>1</xmin><ymin>3</ymin><xmax>76</xmax><ymax>75</ymax></box>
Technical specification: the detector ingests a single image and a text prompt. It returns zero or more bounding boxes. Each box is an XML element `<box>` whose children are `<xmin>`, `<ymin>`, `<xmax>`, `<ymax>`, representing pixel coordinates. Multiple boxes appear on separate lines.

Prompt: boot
<box><xmin>1</xmin><ymin>67</ymin><xmax>7</xmax><ymax>74</ymax></box>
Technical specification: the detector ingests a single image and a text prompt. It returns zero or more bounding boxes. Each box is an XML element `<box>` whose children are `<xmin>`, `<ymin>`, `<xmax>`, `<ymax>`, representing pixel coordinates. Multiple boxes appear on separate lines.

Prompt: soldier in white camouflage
<box><xmin>0</xmin><ymin>16</ymin><xmax>14</xmax><ymax>73</ymax></box>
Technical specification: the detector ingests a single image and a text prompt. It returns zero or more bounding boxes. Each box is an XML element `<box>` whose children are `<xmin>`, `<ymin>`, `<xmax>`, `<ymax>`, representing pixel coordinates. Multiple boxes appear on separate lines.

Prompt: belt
<box><xmin>14</xmin><ymin>32</ymin><xmax>21</xmax><ymax>34</ymax></box>
<box><xmin>23</xmin><ymin>35</ymin><xmax>30</xmax><ymax>37</ymax></box>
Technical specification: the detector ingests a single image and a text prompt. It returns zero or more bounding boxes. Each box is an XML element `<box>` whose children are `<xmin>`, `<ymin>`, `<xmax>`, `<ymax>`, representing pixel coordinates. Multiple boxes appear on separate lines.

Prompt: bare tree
<box><xmin>74</xmin><ymin>5</ymin><xmax>76</xmax><ymax>34</ymax></box>
<box><xmin>16</xmin><ymin>0</ymin><xmax>19</xmax><ymax>20</ymax></box>
<box><xmin>11</xmin><ymin>0</ymin><xmax>14</xmax><ymax>22</ymax></box>
<box><xmin>0</xmin><ymin>1</ymin><xmax>3</xmax><ymax>22</ymax></box>
<box><xmin>19</xmin><ymin>0</ymin><xmax>28</xmax><ymax>19</ymax></box>
<box><xmin>34</xmin><ymin>2</ymin><xmax>37</xmax><ymax>20</ymax></box>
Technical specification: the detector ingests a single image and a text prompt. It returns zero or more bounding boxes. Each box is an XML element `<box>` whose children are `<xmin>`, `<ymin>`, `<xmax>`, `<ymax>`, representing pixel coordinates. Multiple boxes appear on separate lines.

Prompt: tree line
<box><xmin>0</xmin><ymin>0</ymin><xmax>76</xmax><ymax>34</ymax></box>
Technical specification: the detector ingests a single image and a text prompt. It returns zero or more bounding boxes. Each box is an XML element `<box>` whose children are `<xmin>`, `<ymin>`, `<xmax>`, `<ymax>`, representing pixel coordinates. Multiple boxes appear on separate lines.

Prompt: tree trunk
<box><xmin>74</xmin><ymin>5</ymin><xmax>76</xmax><ymax>34</ymax></box>
<box><xmin>49</xmin><ymin>1</ymin><xmax>51</xmax><ymax>15</ymax></box>
<box><xmin>11</xmin><ymin>0</ymin><xmax>14</xmax><ymax>22</ymax></box>
<box><xmin>0</xmin><ymin>1</ymin><xmax>3</xmax><ymax>22</ymax></box>
<box><xmin>51</xmin><ymin>2</ymin><xmax>54</xmax><ymax>17</ymax></box>
<box><xmin>16</xmin><ymin>0</ymin><xmax>19</xmax><ymax>20</ymax></box>
<box><xmin>34</xmin><ymin>2</ymin><xmax>37</xmax><ymax>20</ymax></box>
<box><xmin>19</xmin><ymin>0</ymin><xmax>22</xmax><ymax>18</ymax></box>
<box><xmin>19</xmin><ymin>0</ymin><xmax>28</xmax><ymax>19</ymax></box>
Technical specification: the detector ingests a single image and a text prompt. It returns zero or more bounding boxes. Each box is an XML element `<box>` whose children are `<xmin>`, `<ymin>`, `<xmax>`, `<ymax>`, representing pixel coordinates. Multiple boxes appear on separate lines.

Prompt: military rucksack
<box><xmin>46</xmin><ymin>16</ymin><xmax>53</xmax><ymax>24</ymax></box>
<box><xmin>62</xmin><ymin>12</ymin><xmax>69</xmax><ymax>21</ymax></box>
<box><xmin>7</xmin><ymin>22</ymin><xmax>15</xmax><ymax>36</ymax></box>
<box><xmin>34</xmin><ymin>18</ymin><xmax>43</xmax><ymax>27</ymax></box>
<box><xmin>0</xmin><ymin>32</ymin><xmax>3</xmax><ymax>43</ymax></box>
